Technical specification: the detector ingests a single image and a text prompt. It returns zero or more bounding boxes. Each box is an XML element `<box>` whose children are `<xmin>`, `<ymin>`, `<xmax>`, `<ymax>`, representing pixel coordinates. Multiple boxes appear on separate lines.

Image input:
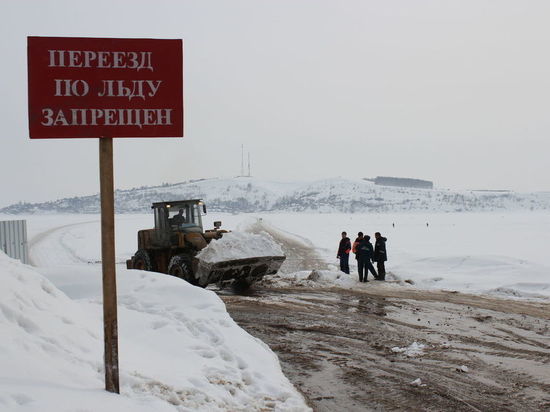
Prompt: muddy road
<box><xmin>220</xmin><ymin>221</ymin><xmax>550</xmax><ymax>411</ymax></box>
<box><xmin>222</xmin><ymin>287</ymin><xmax>550</xmax><ymax>411</ymax></box>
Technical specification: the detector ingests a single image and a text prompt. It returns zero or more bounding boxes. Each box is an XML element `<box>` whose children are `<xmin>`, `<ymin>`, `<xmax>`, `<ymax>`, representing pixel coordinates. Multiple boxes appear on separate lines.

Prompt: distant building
<box><xmin>366</xmin><ymin>176</ymin><xmax>434</xmax><ymax>189</ymax></box>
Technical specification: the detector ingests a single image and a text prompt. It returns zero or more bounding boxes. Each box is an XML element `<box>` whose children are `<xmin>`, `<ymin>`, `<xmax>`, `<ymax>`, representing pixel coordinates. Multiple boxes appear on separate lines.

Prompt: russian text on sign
<box><xmin>48</xmin><ymin>50</ymin><xmax>154</xmax><ymax>71</ymax></box>
<box><xmin>98</xmin><ymin>80</ymin><xmax>163</xmax><ymax>100</ymax></box>
<box><xmin>29</xmin><ymin>37</ymin><xmax>183</xmax><ymax>138</ymax></box>
<box><xmin>41</xmin><ymin>108</ymin><xmax>173</xmax><ymax>128</ymax></box>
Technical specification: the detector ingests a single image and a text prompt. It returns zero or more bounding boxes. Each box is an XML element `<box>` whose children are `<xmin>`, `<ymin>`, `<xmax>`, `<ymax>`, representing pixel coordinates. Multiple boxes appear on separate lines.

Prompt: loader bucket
<box><xmin>193</xmin><ymin>255</ymin><xmax>286</xmax><ymax>287</ymax></box>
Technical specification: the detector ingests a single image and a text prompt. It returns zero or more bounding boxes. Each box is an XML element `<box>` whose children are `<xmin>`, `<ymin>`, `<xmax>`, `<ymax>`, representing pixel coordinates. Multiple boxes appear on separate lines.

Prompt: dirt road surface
<box><xmin>219</xmin><ymin>220</ymin><xmax>550</xmax><ymax>411</ymax></box>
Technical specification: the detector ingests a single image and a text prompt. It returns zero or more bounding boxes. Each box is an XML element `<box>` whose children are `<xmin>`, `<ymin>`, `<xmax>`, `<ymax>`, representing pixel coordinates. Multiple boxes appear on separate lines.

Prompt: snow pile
<box><xmin>261</xmin><ymin>270</ymin><xmax>411</xmax><ymax>292</ymax></box>
<box><xmin>264</xmin><ymin>270</ymin><xmax>358</xmax><ymax>289</ymax></box>
<box><xmin>391</xmin><ymin>342</ymin><xmax>427</xmax><ymax>357</ymax></box>
<box><xmin>0</xmin><ymin>252</ymin><xmax>110</xmax><ymax>410</ymax></box>
<box><xmin>0</xmin><ymin>251</ymin><xmax>310</xmax><ymax>411</ymax></box>
<box><xmin>458</xmin><ymin>365</ymin><xmax>469</xmax><ymax>373</ymax></box>
<box><xmin>410</xmin><ymin>378</ymin><xmax>427</xmax><ymax>387</ymax></box>
<box><xmin>197</xmin><ymin>231</ymin><xmax>284</xmax><ymax>263</ymax></box>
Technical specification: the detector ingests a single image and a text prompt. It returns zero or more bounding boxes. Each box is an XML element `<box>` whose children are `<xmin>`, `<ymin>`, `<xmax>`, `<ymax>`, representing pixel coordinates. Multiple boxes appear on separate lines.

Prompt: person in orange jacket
<box><xmin>336</xmin><ymin>231</ymin><xmax>351</xmax><ymax>274</ymax></box>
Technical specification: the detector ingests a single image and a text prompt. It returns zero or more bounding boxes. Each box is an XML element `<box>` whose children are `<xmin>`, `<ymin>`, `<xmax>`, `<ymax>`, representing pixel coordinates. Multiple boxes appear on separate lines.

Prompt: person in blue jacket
<box><xmin>355</xmin><ymin>232</ymin><xmax>378</xmax><ymax>282</ymax></box>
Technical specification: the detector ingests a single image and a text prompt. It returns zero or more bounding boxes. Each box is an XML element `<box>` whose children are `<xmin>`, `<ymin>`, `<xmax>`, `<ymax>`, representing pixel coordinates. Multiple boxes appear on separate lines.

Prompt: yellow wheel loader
<box><xmin>126</xmin><ymin>199</ymin><xmax>285</xmax><ymax>288</ymax></box>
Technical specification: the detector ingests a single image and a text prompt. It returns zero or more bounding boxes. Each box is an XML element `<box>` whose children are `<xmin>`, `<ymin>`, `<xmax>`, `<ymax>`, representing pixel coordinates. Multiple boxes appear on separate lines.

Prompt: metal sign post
<box><xmin>27</xmin><ymin>36</ymin><xmax>184</xmax><ymax>393</ymax></box>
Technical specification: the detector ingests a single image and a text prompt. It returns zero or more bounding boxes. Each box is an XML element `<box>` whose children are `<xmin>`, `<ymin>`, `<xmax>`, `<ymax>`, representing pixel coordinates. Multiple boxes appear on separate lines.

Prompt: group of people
<box><xmin>337</xmin><ymin>231</ymin><xmax>388</xmax><ymax>282</ymax></box>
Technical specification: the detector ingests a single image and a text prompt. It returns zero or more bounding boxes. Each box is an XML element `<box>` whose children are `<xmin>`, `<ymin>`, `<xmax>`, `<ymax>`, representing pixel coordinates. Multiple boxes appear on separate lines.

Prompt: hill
<box><xmin>2</xmin><ymin>177</ymin><xmax>550</xmax><ymax>214</ymax></box>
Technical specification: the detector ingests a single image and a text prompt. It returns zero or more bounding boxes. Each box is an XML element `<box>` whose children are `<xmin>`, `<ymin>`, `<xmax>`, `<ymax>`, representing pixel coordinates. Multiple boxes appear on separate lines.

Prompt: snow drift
<box><xmin>0</xmin><ymin>251</ymin><xmax>310</xmax><ymax>411</ymax></box>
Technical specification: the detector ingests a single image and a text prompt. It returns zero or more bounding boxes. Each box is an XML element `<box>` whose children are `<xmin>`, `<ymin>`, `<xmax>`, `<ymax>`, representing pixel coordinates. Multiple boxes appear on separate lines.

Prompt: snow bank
<box><xmin>0</xmin><ymin>251</ymin><xmax>138</xmax><ymax>411</ymax></box>
<box><xmin>267</xmin><ymin>270</ymin><xmax>357</xmax><ymax>289</ymax></box>
<box><xmin>262</xmin><ymin>270</ymin><xmax>413</xmax><ymax>293</ymax></box>
<box><xmin>392</xmin><ymin>254</ymin><xmax>550</xmax><ymax>300</ymax></box>
<box><xmin>236</xmin><ymin>217</ymin><xmax>316</xmax><ymax>252</ymax></box>
<box><xmin>197</xmin><ymin>231</ymin><xmax>284</xmax><ymax>263</ymax></box>
<box><xmin>0</xmin><ymin>252</ymin><xmax>310</xmax><ymax>411</ymax></box>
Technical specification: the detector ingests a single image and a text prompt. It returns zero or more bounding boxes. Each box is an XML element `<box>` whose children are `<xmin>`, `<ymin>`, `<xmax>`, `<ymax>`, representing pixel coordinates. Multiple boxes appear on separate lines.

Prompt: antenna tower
<box><xmin>240</xmin><ymin>144</ymin><xmax>244</xmax><ymax>176</ymax></box>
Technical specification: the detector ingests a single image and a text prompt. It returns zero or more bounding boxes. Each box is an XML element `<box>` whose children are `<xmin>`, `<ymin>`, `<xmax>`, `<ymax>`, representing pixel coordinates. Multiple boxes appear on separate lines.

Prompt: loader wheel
<box><xmin>133</xmin><ymin>249</ymin><xmax>155</xmax><ymax>271</ymax></box>
<box><xmin>232</xmin><ymin>279</ymin><xmax>253</xmax><ymax>293</ymax></box>
<box><xmin>168</xmin><ymin>255</ymin><xmax>198</xmax><ymax>286</ymax></box>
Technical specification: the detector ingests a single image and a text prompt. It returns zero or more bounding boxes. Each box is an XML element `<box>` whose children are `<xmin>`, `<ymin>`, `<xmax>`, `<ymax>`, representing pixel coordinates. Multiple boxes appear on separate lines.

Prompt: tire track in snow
<box><xmin>29</xmin><ymin>220</ymin><xmax>99</xmax><ymax>267</ymax></box>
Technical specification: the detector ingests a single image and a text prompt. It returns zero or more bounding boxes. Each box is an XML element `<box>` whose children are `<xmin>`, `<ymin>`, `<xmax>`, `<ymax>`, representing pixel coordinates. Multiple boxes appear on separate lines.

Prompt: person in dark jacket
<box><xmin>352</xmin><ymin>234</ymin><xmax>360</xmax><ymax>256</ymax></box>
<box><xmin>373</xmin><ymin>232</ymin><xmax>387</xmax><ymax>280</ymax></box>
<box><xmin>355</xmin><ymin>232</ymin><xmax>378</xmax><ymax>282</ymax></box>
<box><xmin>336</xmin><ymin>231</ymin><xmax>351</xmax><ymax>274</ymax></box>
<box><xmin>170</xmin><ymin>208</ymin><xmax>186</xmax><ymax>226</ymax></box>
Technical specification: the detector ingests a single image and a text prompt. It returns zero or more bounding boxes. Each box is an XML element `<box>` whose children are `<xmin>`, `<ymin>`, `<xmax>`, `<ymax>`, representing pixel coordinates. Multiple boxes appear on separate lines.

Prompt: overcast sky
<box><xmin>1</xmin><ymin>0</ymin><xmax>550</xmax><ymax>207</ymax></box>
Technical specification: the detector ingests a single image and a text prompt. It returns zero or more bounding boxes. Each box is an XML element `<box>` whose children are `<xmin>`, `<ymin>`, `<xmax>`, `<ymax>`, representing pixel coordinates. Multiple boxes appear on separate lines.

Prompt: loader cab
<box><xmin>152</xmin><ymin>200</ymin><xmax>205</xmax><ymax>234</ymax></box>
